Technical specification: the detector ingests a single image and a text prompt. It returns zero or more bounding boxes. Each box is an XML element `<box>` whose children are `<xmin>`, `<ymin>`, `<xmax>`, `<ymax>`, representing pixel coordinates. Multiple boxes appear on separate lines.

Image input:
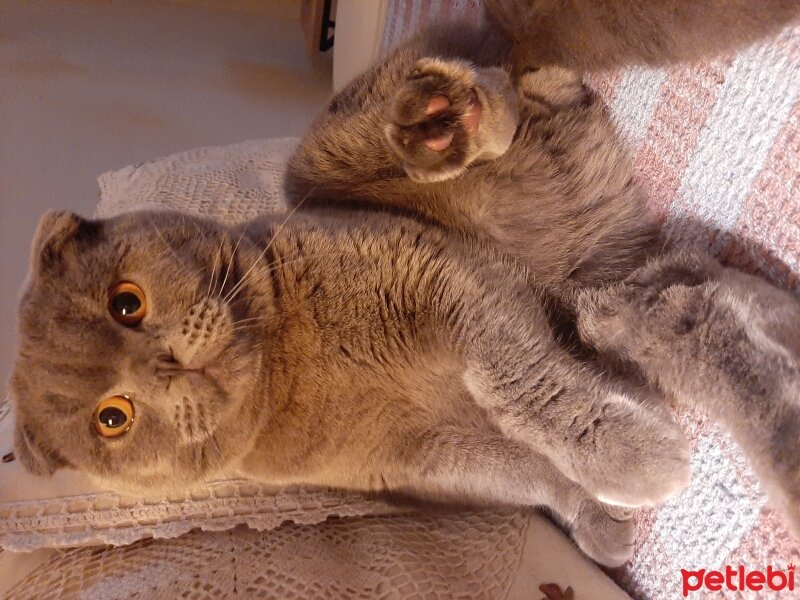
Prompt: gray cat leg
<box><xmin>435</xmin><ymin>273</ymin><xmax>691</xmax><ymax>508</ymax></box>
<box><xmin>385</xmin><ymin>426</ymin><xmax>635</xmax><ymax>567</ymax></box>
<box><xmin>577</xmin><ymin>251</ymin><xmax>800</xmax><ymax>539</ymax></box>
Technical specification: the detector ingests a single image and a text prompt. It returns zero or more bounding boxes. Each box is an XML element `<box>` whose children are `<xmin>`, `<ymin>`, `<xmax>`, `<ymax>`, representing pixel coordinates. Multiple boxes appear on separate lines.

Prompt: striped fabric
<box><xmin>382</xmin><ymin>3</ymin><xmax>800</xmax><ymax>598</ymax></box>
<box><xmin>380</xmin><ymin>0</ymin><xmax>483</xmax><ymax>55</ymax></box>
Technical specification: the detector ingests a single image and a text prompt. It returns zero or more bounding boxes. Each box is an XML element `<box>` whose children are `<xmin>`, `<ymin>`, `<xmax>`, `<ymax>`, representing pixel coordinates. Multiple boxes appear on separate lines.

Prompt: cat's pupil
<box><xmin>112</xmin><ymin>292</ymin><xmax>141</xmax><ymax>316</ymax></box>
<box><xmin>98</xmin><ymin>406</ymin><xmax>127</xmax><ymax>428</ymax></box>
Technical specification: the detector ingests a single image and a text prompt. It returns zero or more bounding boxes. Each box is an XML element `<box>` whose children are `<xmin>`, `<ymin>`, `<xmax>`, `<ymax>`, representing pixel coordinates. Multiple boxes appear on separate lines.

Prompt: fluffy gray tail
<box><xmin>484</xmin><ymin>0</ymin><xmax>799</xmax><ymax>70</ymax></box>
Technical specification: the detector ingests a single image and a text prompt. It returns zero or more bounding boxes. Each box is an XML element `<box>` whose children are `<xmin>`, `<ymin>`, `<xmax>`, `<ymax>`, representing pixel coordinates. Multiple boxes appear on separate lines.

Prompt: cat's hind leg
<box><xmin>384</xmin><ymin>58</ymin><xmax>519</xmax><ymax>182</ymax></box>
<box><xmin>576</xmin><ymin>252</ymin><xmax>800</xmax><ymax>538</ymax></box>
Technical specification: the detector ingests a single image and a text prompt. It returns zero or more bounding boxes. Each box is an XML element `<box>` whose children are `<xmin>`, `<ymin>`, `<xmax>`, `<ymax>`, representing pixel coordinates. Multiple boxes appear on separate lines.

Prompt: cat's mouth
<box><xmin>156</xmin><ymin>365</ymin><xmax>207</xmax><ymax>377</ymax></box>
<box><xmin>155</xmin><ymin>356</ymin><xmax>210</xmax><ymax>389</ymax></box>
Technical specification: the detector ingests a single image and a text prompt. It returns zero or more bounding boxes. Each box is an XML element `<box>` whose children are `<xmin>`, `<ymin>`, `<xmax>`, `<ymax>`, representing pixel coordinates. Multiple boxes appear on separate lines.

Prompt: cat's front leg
<box><xmin>435</xmin><ymin>270</ymin><xmax>691</xmax><ymax>508</ymax></box>
<box><xmin>381</xmin><ymin>426</ymin><xmax>636</xmax><ymax>567</ymax></box>
<box><xmin>577</xmin><ymin>252</ymin><xmax>800</xmax><ymax>539</ymax></box>
<box><xmin>463</xmin><ymin>354</ymin><xmax>691</xmax><ymax>509</ymax></box>
<box><xmin>384</xmin><ymin>58</ymin><xmax>519</xmax><ymax>183</ymax></box>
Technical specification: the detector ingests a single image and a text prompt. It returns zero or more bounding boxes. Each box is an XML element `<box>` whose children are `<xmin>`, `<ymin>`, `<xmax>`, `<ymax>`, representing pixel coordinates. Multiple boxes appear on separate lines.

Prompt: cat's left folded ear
<box><xmin>30</xmin><ymin>210</ymin><xmax>100</xmax><ymax>276</ymax></box>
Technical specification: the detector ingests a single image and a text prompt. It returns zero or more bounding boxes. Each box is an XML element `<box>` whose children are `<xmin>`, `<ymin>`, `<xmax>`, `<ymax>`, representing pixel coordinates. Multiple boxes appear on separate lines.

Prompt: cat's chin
<box><xmin>89</xmin><ymin>463</ymin><xmax>236</xmax><ymax>497</ymax></box>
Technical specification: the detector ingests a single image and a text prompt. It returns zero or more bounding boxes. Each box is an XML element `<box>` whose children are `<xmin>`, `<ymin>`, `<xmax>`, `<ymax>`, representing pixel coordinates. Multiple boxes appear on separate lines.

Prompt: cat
<box><xmin>10</xmin><ymin>0</ymin><xmax>800</xmax><ymax>568</ymax></box>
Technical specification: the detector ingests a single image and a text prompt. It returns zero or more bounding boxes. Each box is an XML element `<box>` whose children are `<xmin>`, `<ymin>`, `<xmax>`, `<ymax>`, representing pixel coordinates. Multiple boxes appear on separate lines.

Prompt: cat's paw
<box><xmin>384</xmin><ymin>58</ymin><xmax>518</xmax><ymax>183</ymax></box>
<box><xmin>571</xmin><ymin>500</ymin><xmax>635</xmax><ymax>567</ymax></box>
<box><xmin>518</xmin><ymin>66</ymin><xmax>588</xmax><ymax>112</ymax></box>
<box><xmin>579</xmin><ymin>409</ymin><xmax>692</xmax><ymax>508</ymax></box>
<box><xmin>575</xmin><ymin>252</ymin><xmax>720</xmax><ymax>358</ymax></box>
<box><xmin>562</xmin><ymin>384</ymin><xmax>691</xmax><ymax>508</ymax></box>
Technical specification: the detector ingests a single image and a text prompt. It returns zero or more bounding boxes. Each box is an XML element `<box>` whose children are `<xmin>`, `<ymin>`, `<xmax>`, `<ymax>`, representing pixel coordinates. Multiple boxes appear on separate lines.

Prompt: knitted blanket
<box><xmin>381</xmin><ymin>1</ymin><xmax>800</xmax><ymax>598</ymax></box>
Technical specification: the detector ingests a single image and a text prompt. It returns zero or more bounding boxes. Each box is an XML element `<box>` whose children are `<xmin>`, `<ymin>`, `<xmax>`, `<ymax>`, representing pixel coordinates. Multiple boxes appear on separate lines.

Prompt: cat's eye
<box><xmin>108</xmin><ymin>282</ymin><xmax>147</xmax><ymax>326</ymax></box>
<box><xmin>94</xmin><ymin>395</ymin><xmax>134</xmax><ymax>438</ymax></box>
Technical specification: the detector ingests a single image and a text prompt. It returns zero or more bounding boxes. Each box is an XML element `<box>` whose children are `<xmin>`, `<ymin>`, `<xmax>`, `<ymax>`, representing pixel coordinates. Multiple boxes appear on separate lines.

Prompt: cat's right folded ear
<box><xmin>13</xmin><ymin>418</ymin><xmax>68</xmax><ymax>476</ymax></box>
<box><xmin>30</xmin><ymin>210</ymin><xmax>98</xmax><ymax>275</ymax></box>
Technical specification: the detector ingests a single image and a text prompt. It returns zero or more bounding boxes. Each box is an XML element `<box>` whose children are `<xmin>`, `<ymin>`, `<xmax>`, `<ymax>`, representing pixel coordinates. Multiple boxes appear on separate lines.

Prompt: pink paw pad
<box><xmin>423</xmin><ymin>93</ymin><xmax>482</xmax><ymax>152</ymax></box>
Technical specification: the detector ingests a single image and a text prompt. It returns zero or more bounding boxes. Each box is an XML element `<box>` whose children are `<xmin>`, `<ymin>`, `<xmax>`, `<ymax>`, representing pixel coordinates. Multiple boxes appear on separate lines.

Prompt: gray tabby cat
<box><xmin>11</xmin><ymin>1</ymin><xmax>800</xmax><ymax>567</ymax></box>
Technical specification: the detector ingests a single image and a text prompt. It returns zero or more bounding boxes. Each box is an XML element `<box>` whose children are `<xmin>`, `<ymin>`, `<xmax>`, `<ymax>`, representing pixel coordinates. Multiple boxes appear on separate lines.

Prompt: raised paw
<box><xmin>384</xmin><ymin>58</ymin><xmax>518</xmax><ymax>183</ymax></box>
<box><xmin>571</xmin><ymin>500</ymin><xmax>635</xmax><ymax>567</ymax></box>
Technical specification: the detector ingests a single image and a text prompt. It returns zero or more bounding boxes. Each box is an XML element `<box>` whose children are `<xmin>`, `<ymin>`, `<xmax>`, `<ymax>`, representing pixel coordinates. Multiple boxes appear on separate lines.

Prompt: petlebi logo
<box><xmin>681</xmin><ymin>564</ymin><xmax>795</xmax><ymax>596</ymax></box>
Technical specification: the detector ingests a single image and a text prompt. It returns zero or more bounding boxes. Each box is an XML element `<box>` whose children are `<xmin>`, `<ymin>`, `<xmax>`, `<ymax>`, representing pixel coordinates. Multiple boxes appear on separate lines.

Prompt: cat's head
<box><xmin>11</xmin><ymin>210</ymin><xmax>274</xmax><ymax>493</ymax></box>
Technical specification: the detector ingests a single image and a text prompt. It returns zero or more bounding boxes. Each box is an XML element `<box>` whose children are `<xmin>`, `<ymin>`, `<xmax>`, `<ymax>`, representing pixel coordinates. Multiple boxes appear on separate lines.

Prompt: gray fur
<box><xmin>11</xmin><ymin>0</ymin><xmax>800</xmax><ymax>567</ymax></box>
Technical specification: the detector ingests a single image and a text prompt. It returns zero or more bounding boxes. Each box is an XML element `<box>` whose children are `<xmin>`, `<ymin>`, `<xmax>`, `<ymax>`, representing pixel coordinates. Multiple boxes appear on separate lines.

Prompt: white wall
<box><xmin>0</xmin><ymin>0</ymin><xmax>333</xmax><ymax>390</ymax></box>
<box><xmin>333</xmin><ymin>0</ymin><xmax>388</xmax><ymax>90</ymax></box>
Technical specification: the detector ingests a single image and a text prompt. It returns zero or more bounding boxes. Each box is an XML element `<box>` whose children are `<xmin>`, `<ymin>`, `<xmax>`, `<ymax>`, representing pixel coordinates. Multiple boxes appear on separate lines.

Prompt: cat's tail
<box><xmin>484</xmin><ymin>0</ymin><xmax>800</xmax><ymax>71</ymax></box>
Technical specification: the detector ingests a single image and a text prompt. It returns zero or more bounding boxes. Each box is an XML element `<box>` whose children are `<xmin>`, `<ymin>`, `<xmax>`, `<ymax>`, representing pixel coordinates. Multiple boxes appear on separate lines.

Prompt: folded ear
<box><xmin>30</xmin><ymin>210</ymin><xmax>97</xmax><ymax>276</ymax></box>
<box><xmin>14</xmin><ymin>418</ymin><xmax>67</xmax><ymax>476</ymax></box>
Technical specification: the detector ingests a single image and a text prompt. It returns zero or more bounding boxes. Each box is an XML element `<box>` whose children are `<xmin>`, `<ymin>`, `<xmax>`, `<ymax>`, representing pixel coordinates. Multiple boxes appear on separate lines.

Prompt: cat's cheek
<box><xmin>162</xmin><ymin>298</ymin><xmax>236</xmax><ymax>370</ymax></box>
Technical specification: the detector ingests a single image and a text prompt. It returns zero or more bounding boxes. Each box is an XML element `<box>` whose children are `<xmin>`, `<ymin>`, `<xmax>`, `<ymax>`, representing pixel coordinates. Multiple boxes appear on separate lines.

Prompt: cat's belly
<box><xmin>237</xmin><ymin>348</ymin><xmax>491</xmax><ymax>491</ymax></box>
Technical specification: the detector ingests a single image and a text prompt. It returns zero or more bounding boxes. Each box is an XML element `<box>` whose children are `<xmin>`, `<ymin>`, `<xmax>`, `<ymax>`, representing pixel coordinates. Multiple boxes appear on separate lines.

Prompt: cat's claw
<box><xmin>385</xmin><ymin>58</ymin><xmax>518</xmax><ymax>183</ymax></box>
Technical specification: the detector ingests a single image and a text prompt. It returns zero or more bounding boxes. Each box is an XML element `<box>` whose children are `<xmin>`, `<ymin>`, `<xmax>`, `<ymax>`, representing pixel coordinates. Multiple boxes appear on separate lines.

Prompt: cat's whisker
<box><xmin>218</xmin><ymin>232</ymin><xmax>245</xmax><ymax>300</ymax></box>
<box><xmin>211</xmin><ymin>237</ymin><xmax>233</xmax><ymax>300</ymax></box>
<box><xmin>230</xmin><ymin>322</ymin><xmax>264</xmax><ymax>332</ymax></box>
<box><xmin>231</xmin><ymin>325</ymin><xmax>266</xmax><ymax>337</ymax></box>
<box><xmin>221</xmin><ymin>189</ymin><xmax>314</xmax><ymax>305</ymax></box>
<box><xmin>205</xmin><ymin>239</ymin><xmax>225</xmax><ymax>302</ymax></box>
<box><xmin>223</xmin><ymin>251</ymin><xmax>331</xmax><ymax>307</ymax></box>
<box><xmin>152</xmin><ymin>222</ymin><xmax>184</xmax><ymax>266</ymax></box>
<box><xmin>232</xmin><ymin>317</ymin><xmax>264</xmax><ymax>326</ymax></box>
<box><xmin>195</xmin><ymin>405</ymin><xmax>224</xmax><ymax>477</ymax></box>
<box><xmin>262</xmin><ymin>253</ymin><xmax>329</xmax><ymax>273</ymax></box>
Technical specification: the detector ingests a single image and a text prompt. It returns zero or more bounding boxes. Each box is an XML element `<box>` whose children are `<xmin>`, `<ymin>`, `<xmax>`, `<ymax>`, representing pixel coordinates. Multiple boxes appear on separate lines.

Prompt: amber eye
<box><xmin>94</xmin><ymin>396</ymin><xmax>134</xmax><ymax>438</ymax></box>
<box><xmin>108</xmin><ymin>282</ymin><xmax>147</xmax><ymax>326</ymax></box>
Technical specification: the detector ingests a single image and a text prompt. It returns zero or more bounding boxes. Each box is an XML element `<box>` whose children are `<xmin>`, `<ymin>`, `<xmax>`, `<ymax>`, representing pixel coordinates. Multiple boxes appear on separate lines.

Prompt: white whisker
<box><xmin>152</xmin><ymin>222</ymin><xmax>184</xmax><ymax>265</ymax></box>
<box><xmin>205</xmin><ymin>239</ymin><xmax>225</xmax><ymax>301</ymax></box>
<box><xmin>218</xmin><ymin>232</ymin><xmax>245</xmax><ymax>300</ymax></box>
<box><xmin>232</xmin><ymin>317</ymin><xmax>264</xmax><ymax>326</ymax></box>
<box><xmin>222</xmin><ymin>189</ymin><xmax>314</xmax><ymax>305</ymax></box>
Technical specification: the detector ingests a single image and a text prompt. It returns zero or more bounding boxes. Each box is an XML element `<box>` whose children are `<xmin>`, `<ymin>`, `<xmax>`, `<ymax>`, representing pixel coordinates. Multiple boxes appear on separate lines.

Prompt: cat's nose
<box><xmin>155</xmin><ymin>352</ymin><xmax>183</xmax><ymax>372</ymax></box>
<box><xmin>154</xmin><ymin>350</ymin><xmax>206</xmax><ymax>376</ymax></box>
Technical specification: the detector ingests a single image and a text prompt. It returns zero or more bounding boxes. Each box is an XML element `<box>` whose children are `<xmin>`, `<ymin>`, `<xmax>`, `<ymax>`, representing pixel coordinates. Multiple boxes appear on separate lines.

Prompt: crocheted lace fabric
<box><xmin>5</xmin><ymin>512</ymin><xmax>532</xmax><ymax>599</ymax></box>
